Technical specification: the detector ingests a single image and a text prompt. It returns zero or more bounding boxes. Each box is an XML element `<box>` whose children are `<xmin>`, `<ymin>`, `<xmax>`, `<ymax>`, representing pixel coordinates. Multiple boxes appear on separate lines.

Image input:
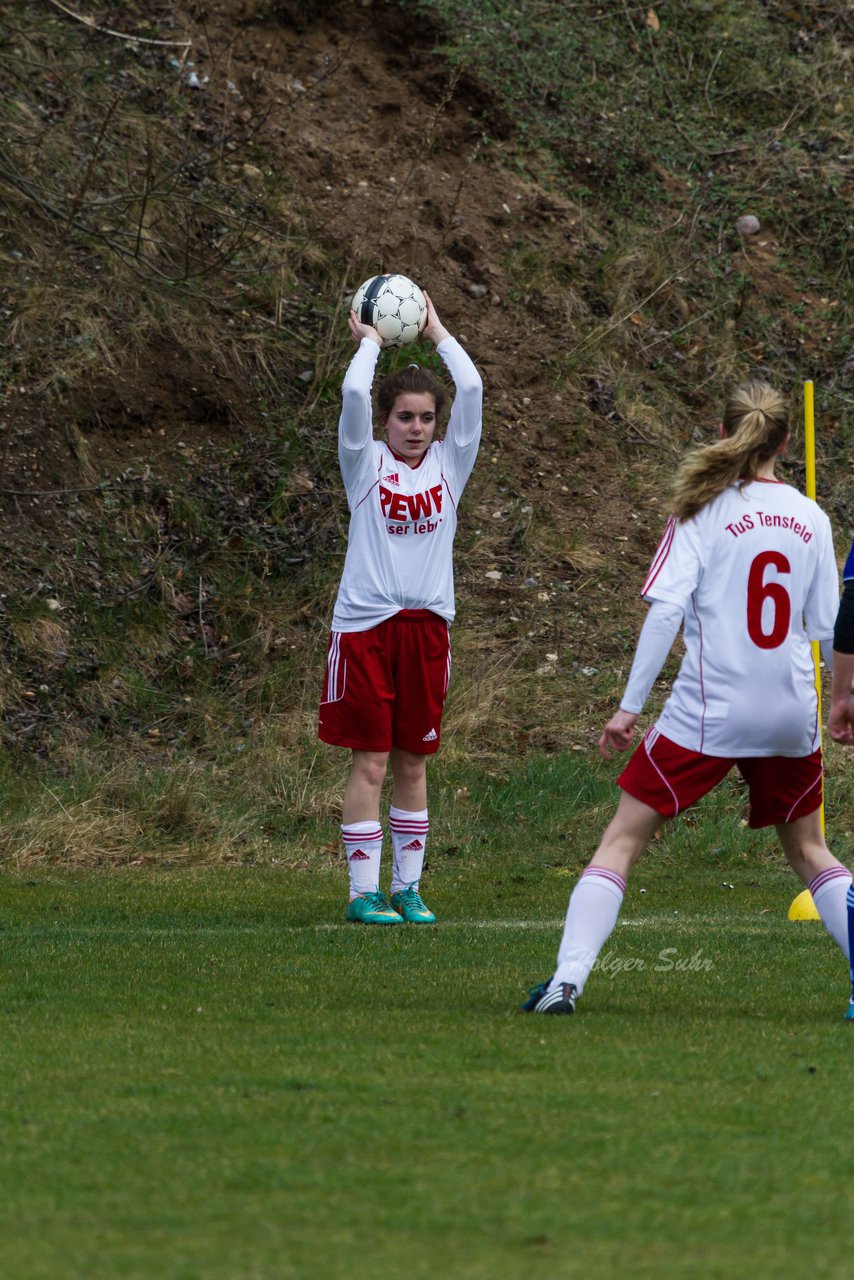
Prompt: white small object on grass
<box><xmin>736</xmin><ymin>214</ymin><xmax>760</xmax><ymax>237</ymax></box>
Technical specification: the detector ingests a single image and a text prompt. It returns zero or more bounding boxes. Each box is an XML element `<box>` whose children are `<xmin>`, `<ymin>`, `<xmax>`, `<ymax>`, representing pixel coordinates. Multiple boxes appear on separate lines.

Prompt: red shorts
<box><xmin>318</xmin><ymin>610</ymin><xmax>451</xmax><ymax>755</ymax></box>
<box><xmin>618</xmin><ymin>726</ymin><xmax>823</xmax><ymax>829</ymax></box>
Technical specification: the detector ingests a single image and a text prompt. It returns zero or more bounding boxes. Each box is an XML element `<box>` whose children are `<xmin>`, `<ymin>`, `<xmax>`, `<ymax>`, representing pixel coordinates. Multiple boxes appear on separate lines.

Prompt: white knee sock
<box><xmin>809</xmin><ymin>865</ymin><xmax>853</xmax><ymax>960</ymax></box>
<box><xmin>342</xmin><ymin>821</ymin><xmax>383</xmax><ymax>900</ymax></box>
<box><xmin>551</xmin><ymin>867</ymin><xmax>627</xmax><ymax>995</ymax></box>
<box><xmin>389</xmin><ymin>806</ymin><xmax>429</xmax><ymax>894</ymax></box>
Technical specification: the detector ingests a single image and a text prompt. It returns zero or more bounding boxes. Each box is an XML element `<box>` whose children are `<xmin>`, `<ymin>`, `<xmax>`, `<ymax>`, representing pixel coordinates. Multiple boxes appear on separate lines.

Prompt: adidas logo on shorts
<box><xmin>422</xmin><ymin>728</ymin><xmax>438</xmax><ymax>742</ymax></box>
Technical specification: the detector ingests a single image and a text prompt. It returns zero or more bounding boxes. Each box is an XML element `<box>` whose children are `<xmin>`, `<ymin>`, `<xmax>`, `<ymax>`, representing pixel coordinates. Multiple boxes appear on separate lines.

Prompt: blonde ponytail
<box><xmin>671</xmin><ymin>381</ymin><xmax>789</xmax><ymax>522</ymax></box>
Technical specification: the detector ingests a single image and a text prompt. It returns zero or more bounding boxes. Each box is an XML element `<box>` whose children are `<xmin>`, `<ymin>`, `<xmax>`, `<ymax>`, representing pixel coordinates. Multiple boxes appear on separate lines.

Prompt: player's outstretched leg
<box><xmin>521</xmin><ymin>792</ymin><xmax>662</xmax><ymax>1014</ymax></box>
<box><xmin>776</xmin><ymin>813</ymin><xmax>852</xmax><ymax>960</ymax></box>
<box><xmin>521</xmin><ymin>867</ymin><xmax>628</xmax><ymax>1014</ymax></box>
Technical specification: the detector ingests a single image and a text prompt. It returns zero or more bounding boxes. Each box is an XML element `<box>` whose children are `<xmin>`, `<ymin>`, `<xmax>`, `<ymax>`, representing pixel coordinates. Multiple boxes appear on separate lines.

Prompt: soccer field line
<box><xmin>297</xmin><ymin>914</ymin><xmax>782</xmax><ymax>935</ymax></box>
<box><xmin>5</xmin><ymin>913</ymin><xmax>789</xmax><ymax>938</ymax></box>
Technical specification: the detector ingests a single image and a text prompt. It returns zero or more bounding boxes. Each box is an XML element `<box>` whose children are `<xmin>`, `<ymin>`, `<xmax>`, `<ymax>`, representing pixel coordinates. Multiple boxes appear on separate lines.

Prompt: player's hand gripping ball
<box><xmin>350</xmin><ymin>273</ymin><xmax>427</xmax><ymax>349</ymax></box>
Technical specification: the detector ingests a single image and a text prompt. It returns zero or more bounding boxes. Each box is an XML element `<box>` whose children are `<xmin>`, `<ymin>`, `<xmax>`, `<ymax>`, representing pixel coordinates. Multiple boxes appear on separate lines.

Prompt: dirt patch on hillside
<box><xmin>203</xmin><ymin>0</ymin><xmax>665</xmax><ymax>676</ymax></box>
<box><xmin>3</xmin><ymin>1</ymin><xmax>649</xmax><ymax>666</ymax></box>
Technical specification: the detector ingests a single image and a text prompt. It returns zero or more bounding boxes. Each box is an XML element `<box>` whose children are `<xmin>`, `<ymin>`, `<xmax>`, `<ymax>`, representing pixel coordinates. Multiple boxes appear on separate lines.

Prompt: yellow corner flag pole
<box><xmin>803</xmin><ymin>380</ymin><xmax>824</xmax><ymax>834</ymax></box>
<box><xmin>789</xmin><ymin>380</ymin><xmax>824</xmax><ymax>921</ymax></box>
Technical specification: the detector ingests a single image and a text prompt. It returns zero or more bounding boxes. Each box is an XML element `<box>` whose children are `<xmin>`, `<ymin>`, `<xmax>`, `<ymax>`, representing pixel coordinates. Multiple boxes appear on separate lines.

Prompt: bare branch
<box><xmin>46</xmin><ymin>1</ymin><xmax>191</xmax><ymax>51</ymax></box>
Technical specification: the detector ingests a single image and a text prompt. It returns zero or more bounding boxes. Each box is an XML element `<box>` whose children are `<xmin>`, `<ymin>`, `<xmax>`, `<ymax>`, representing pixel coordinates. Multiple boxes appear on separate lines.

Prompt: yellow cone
<box><xmin>788</xmin><ymin>889</ymin><xmax>821</xmax><ymax>921</ymax></box>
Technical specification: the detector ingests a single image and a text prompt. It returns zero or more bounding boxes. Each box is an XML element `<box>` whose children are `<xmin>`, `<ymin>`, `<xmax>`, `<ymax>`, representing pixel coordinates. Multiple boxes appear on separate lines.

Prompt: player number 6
<box><xmin>746</xmin><ymin>550</ymin><xmax>791</xmax><ymax>649</ymax></box>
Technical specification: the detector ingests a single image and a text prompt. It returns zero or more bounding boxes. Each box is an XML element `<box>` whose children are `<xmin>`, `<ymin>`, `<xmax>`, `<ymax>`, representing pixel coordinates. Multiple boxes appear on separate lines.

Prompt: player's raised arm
<box><xmin>421</xmin><ymin>292</ymin><xmax>451</xmax><ymax>347</ymax></box>
<box><xmin>424</xmin><ymin>292</ymin><xmax>482</xmax><ymax>455</ymax></box>
<box><xmin>339</xmin><ymin>310</ymin><xmax>383</xmax><ymax>456</ymax></box>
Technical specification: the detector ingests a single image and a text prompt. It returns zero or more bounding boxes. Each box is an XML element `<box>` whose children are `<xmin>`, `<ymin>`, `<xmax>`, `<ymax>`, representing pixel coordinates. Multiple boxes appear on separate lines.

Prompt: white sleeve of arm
<box><xmin>437</xmin><ymin>337</ymin><xmax>483</xmax><ymax>448</ymax></box>
<box><xmin>620</xmin><ymin>600</ymin><xmax>684</xmax><ymax>715</ymax></box>
<box><xmin>339</xmin><ymin>339</ymin><xmax>381</xmax><ymax>451</ymax></box>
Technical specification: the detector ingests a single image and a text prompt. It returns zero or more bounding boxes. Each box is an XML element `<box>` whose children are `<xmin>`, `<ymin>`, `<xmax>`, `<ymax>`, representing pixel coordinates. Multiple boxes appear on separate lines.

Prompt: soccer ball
<box><xmin>350</xmin><ymin>273</ymin><xmax>427</xmax><ymax>349</ymax></box>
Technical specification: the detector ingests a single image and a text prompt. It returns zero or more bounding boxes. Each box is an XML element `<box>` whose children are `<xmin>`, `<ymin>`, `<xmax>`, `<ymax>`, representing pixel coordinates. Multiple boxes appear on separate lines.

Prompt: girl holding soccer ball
<box><xmin>318</xmin><ymin>289</ymin><xmax>483</xmax><ymax>925</ymax></box>
<box><xmin>524</xmin><ymin>380</ymin><xmax>852</xmax><ymax>1013</ymax></box>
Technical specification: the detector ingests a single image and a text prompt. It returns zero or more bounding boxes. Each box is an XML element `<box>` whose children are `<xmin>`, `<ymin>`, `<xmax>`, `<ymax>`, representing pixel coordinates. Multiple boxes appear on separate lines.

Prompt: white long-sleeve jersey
<box><xmin>330</xmin><ymin>337</ymin><xmax>483</xmax><ymax>633</ymax></box>
<box><xmin>638</xmin><ymin>479</ymin><xmax>838</xmax><ymax>757</ymax></box>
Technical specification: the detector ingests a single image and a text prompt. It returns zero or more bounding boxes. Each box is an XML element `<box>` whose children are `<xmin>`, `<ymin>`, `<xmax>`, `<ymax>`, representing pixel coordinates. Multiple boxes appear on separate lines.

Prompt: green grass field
<box><xmin>4</xmin><ymin>847</ymin><xmax>853</xmax><ymax>1280</ymax></box>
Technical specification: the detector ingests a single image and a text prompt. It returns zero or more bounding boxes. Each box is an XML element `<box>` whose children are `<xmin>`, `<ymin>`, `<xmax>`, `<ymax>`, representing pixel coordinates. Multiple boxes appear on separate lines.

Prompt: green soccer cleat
<box><xmin>346</xmin><ymin>892</ymin><xmax>404</xmax><ymax>925</ymax></box>
<box><xmin>390</xmin><ymin>886</ymin><xmax>437</xmax><ymax>924</ymax></box>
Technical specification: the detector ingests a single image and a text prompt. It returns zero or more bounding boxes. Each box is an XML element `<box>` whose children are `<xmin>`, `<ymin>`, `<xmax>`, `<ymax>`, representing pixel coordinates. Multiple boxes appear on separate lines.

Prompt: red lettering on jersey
<box><xmin>408</xmin><ymin>490</ymin><xmax>433</xmax><ymax>520</ymax></box>
<box><xmin>380</xmin><ymin>482</ymin><xmax>444</xmax><ymax>525</ymax></box>
<box><xmin>388</xmin><ymin>492</ymin><xmax>409</xmax><ymax>521</ymax></box>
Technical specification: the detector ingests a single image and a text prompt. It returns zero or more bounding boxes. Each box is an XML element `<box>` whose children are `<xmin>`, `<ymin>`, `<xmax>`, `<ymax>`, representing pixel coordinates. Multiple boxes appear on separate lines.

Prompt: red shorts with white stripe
<box><xmin>318</xmin><ymin>609</ymin><xmax>451</xmax><ymax>755</ymax></box>
<box><xmin>618</xmin><ymin>726</ymin><xmax>823</xmax><ymax>829</ymax></box>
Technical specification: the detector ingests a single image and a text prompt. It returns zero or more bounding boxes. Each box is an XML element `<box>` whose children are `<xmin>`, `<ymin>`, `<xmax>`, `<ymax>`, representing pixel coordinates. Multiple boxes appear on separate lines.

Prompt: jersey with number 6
<box><xmin>642</xmin><ymin>479</ymin><xmax>838</xmax><ymax>757</ymax></box>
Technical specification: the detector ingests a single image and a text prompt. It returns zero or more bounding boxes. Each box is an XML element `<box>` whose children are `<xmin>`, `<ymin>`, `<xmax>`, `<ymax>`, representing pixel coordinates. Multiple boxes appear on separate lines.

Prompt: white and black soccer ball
<box><xmin>350</xmin><ymin>273</ymin><xmax>427</xmax><ymax>348</ymax></box>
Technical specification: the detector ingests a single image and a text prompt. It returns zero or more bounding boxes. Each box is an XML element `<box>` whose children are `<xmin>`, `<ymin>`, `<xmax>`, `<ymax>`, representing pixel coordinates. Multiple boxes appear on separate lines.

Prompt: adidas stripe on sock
<box><xmin>809</xmin><ymin>864</ymin><xmax>853</xmax><ymax>960</ymax></box>
<box><xmin>389</xmin><ymin>806</ymin><xmax>429</xmax><ymax>895</ymax></box>
<box><xmin>342</xmin><ymin>821</ymin><xmax>383</xmax><ymax>900</ymax></box>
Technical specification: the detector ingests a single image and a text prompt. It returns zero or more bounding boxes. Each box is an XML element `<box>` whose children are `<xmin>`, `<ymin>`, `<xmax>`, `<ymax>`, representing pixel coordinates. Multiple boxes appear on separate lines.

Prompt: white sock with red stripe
<box><xmin>342</xmin><ymin>821</ymin><xmax>384</xmax><ymax>900</ymax></box>
<box><xmin>809</xmin><ymin>865</ymin><xmax>853</xmax><ymax>960</ymax></box>
<box><xmin>389</xmin><ymin>806</ymin><xmax>429</xmax><ymax>894</ymax></box>
<box><xmin>550</xmin><ymin>866</ymin><xmax>628</xmax><ymax>995</ymax></box>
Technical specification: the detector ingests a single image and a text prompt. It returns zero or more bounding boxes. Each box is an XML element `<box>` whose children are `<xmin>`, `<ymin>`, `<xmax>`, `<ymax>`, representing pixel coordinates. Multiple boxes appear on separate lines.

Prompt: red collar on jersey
<box><xmin>388</xmin><ymin>446</ymin><xmax>429</xmax><ymax>470</ymax></box>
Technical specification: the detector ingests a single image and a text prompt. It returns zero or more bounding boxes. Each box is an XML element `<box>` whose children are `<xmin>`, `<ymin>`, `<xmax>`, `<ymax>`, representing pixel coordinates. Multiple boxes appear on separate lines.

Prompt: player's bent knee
<box><xmin>351</xmin><ymin>751</ymin><xmax>389</xmax><ymax>791</ymax></box>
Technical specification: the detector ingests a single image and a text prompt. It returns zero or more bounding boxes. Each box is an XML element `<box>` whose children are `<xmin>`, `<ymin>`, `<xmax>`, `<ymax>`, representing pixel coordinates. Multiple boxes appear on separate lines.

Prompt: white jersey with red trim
<box><xmin>331</xmin><ymin>336</ymin><xmax>482</xmax><ymax>633</ymax></box>
<box><xmin>642</xmin><ymin>479</ymin><xmax>838</xmax><ymax>757</ymax></box>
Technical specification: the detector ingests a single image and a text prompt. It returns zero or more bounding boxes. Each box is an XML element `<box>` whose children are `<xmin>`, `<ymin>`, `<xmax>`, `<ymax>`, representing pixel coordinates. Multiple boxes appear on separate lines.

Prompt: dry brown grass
<box><xmin>10</xmin><ymin>617</ymin><xmax>69</xmax><ymax>659</ymax></box>
<box><xmin>1</xmin><ymin>798</ymin><xmax>146</xmax><ymax>870</ymax></box>
<box><xmin>0</xmin><ymin>755</ymin><xmax>267</xmax><ymax>869</ymax></box>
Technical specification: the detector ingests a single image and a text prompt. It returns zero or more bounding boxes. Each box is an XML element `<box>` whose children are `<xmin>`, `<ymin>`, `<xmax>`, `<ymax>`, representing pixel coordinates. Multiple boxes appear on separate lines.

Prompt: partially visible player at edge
<box><xmin>828</xmin><ymin>541</ymin><xmax>854</xmax><ymax>743</ymax></box>
<box><xmin>318</xmin><ymin>292</ymin><xmax>483</xmax><ymax>925</ymax></box>
<box><xmin>523</xmin><ymin>380</ymin><xmax>851</xmax><ymax>1014</ymax></box>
